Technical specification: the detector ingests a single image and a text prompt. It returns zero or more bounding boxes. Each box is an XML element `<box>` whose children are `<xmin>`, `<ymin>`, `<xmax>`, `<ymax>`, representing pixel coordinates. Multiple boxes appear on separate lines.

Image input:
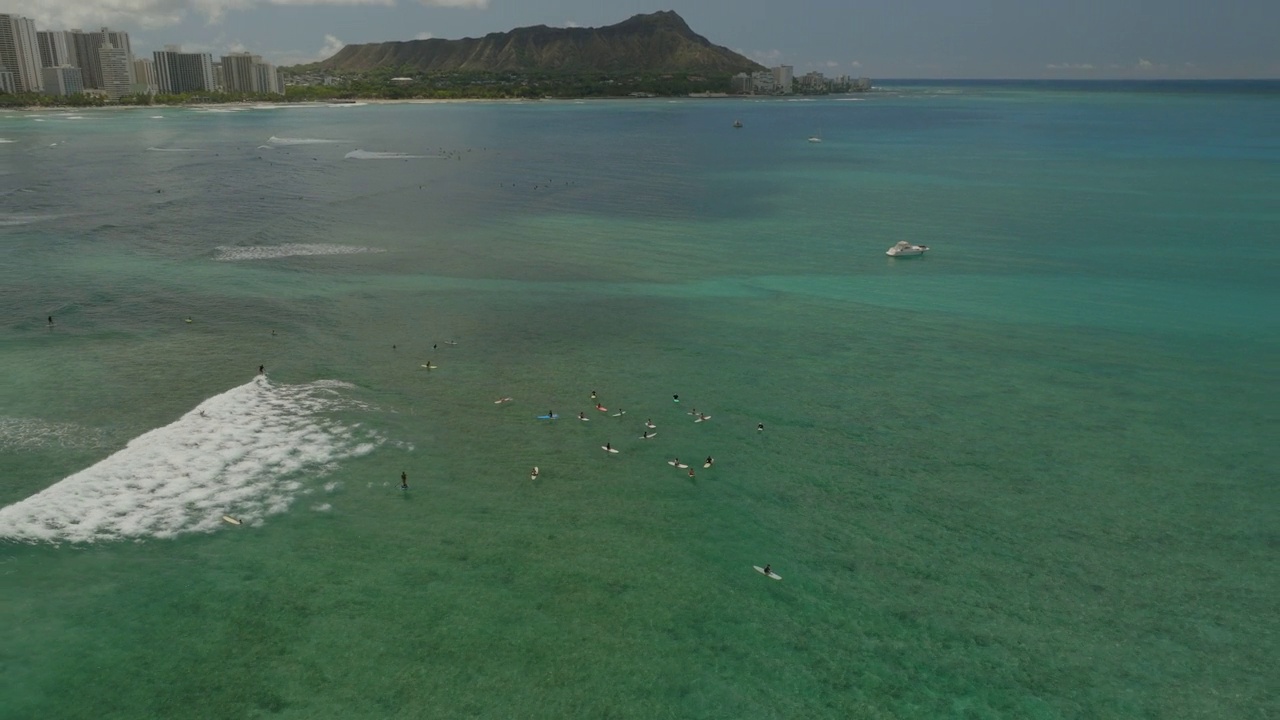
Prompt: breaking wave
<box><xmin>213</xmin><ymin>244</ymin><xmax>384</xmax><ymax>261</ymax></box>
<box><xmin>0</xmin><ymin>376</ymin><xmax>382</xmax><ymax>544</ymax></box>
<box><xmin>267</xmin><ymin>136</ymin><xmax>342</xmax><ymax>145</ymax></box>
<box><xmin>345</xmin><ymin>150</ymin><xmax>427</xmax><ymax>160</ymax></box>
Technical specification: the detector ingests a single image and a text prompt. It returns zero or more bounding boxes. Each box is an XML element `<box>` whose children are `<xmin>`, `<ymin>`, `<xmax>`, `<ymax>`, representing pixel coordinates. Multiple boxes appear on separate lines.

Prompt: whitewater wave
<box><xmin>0</xmin><ymin>376</ymin><xmax>381</xmax><ymax>544</ymax></box>
<box><xmin>0</xmin><ymin>138</ymin><xmax>13</xmax><ymax>143</ymax></box>
<box><xmin>150</xmin><ymin>115</ymin><xmax>165</xmax><ymax>119</ymax></box>
<box><xmin>213</xmin><ymin>243</ymin><xmax>384</xmax><ymax>261</ymax></box>
<box><xmin>0</xmin><ymin>214</ymin><xmax>53</xmax><ymax>227</ymax></box>
<box><xmin>345</xmin><ymin>150</ymin><xmax>427</xmax><ymax>160</ymax></box>
<box><xmin>267</xmin><ymin>136</ymin><xmax>342</xmax><ymax>145</ymax></box>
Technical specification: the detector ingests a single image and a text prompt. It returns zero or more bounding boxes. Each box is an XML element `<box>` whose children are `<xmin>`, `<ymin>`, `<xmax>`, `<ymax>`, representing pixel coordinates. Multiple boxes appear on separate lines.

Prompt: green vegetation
<box><xmin>283</xmin><ymin>66</ymin><xmax>738</xmax><ymax>100</ymax></box>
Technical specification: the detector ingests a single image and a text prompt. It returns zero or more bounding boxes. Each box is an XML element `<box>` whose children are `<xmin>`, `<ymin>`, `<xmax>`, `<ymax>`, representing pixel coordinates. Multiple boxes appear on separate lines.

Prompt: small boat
<box><xmin>732</xmin><ymin>120</ymin><xmax>743</xmax><ymax>128</ymax></box>
<box><xmin>886</xmin><ymin>241</ymin><xmax>929</xmax><ymax>257</ymax></box>
<box><xmin>807</xmin><ymin>129</ymin><xmax>822</xmax><ymax>143</ymax></box>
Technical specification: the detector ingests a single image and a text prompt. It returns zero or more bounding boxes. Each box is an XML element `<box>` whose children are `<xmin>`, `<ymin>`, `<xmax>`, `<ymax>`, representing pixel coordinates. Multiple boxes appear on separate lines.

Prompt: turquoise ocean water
<box><xmin>1</xmin><ymin>82</ymin><xmax>1276</xmax><ymax>718</ymax></box>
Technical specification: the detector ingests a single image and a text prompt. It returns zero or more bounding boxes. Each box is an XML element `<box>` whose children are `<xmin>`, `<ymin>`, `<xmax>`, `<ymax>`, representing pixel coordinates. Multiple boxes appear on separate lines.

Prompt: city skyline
<box><xmin>6</xmin><ymin>1</ymin><xmax>1279</xmax><ymax>80</ymax></box>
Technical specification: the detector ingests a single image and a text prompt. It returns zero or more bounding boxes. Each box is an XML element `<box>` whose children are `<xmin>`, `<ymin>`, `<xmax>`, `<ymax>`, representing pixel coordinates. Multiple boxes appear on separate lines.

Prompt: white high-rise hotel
<box><xmin>0</xmin><ymin>13</ymin><xmax>43</xmax><ymax>93</ymax></box>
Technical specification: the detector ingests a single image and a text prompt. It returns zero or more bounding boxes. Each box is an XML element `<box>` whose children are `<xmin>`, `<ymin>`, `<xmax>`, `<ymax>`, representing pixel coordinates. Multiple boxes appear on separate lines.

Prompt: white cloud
<box><xmin>1046</xmin><ymin>63</ymin><xmax>1096</xmax><ymax>71</ymax></box>
<box><xmin>318</xmin><ymin>33</ymin><xmax>345</xmax><ymax>59</ymax></box>
<box><xmin>20</xmin><ymin>0</ymin><xmax>472</xmax><ymax>31</ymax></box>
<box><xmin>414</xmin><ymin>31</ymin><xmax>434</xmax><ymax>40</ymax></box>
<box><xmin>750</xmin><ymin>49</ymin><xmax>783</xmax><ymax>65</ymax></box>
<box><xmin>267</xmin><ymin>34</ymin><xmax>348</xmax><ymax>65</ymax></box>
<box><xmin>1137</xmin><ymin>58</ymin><xmax>1153</xmax><ymax>69</ymax></box>
<box><xmin>564</xmin><ymin>20</ymin><xmax>580</xmax><ymax>28</ymax></box>
<box><xmin>1135</xmin><ymin>58</ymin><xmax>1167</xmax><ymax>72</ymax></box>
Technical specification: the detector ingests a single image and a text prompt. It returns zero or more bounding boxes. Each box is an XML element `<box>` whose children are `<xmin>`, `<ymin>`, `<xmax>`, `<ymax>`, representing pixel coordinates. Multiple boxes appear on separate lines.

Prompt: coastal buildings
<box><xmin>36</xmin><ymin>29</ymin><xmax>71</xmax><ymax>68</ymax></box>
<box><xmin>0</xmin><ymin>13</ymin><xmax>42</xmax><ymax>93</ymax></box>
<box><xmin>99</xmin><ymin>41</ymin><xmax>133</xmax><ymax>99</ymax></box>
<box><xmin>153</xmin><ymin>46</ymin><xmax>216</xmax><ymax>94</ymax></box>
<box><xmin>731</xmin><ymin>67</ymin><xmax>871</xmax><ymax>96</ymax></box>
<box><xmin>133</xmin><ymin>58</ymin><xmax>157</xmax><ymax>95</ymax></box>
<box><xmin>221</xmin><ymin>52</ymin><xmax>283</xmax><ymax>95</ymax></box>
<box><xmin>41</xmin><ymin>65</ymin><xmax>83</xmax><ymax>96</ymax></box>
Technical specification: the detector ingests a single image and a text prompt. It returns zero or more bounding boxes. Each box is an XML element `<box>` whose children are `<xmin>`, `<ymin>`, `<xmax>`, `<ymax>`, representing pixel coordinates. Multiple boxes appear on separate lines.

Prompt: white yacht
<box><xmin>886</xmin><ymin>241</ymin><xmax>929</xmax><ymax>257</ymax></box>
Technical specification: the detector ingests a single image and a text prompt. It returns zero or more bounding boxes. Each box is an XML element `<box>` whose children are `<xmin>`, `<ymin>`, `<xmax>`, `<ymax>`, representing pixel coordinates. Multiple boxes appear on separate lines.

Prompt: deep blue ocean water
<box><xmin>1</xmin><ymin>82</ymin><xmax>1276</xmax><ymax>718</ymax></box>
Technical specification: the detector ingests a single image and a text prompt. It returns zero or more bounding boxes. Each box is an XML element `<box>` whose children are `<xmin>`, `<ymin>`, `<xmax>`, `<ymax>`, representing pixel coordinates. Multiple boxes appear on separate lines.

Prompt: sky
<box><xmin>11</xmin><ymin>0</ymin><xmax>1280</xmax><ymax>79</ymax></box>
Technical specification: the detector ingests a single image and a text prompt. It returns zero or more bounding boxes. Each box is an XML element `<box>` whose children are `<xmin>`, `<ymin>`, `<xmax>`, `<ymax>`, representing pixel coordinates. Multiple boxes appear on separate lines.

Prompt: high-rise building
<box><xmin>253</xmin><ymin>61</ymin><xmax>282</xmax><ymax>95</ymax></box>
<box><xmin>67</xmin><ymin>27</ymin><xmax>129</xmax><ymax>89</ymax></box>
<box><xmin>220</xmin><ymin>52</ymin><xmax>283</xmax><ymax>95</ymax></box>
<box><xmin>0</xmin><ymin>14</ymin><xmax>43</xmax><ymax>93</ymax></box>
<box><xmin>37</xmin><ymin>30</ymin><xmax>71</xmax><ymax>68</ymax></box>
<box><xmin>0</xmin><ymin>70</ymin><xmax>15</xmax><ymax>94</ymax></box>
<box><xmin>153</xmin><ymin>47</ymin><xmax>215</xmax><ymax>94</ymax></box>
<box><xmin>133</xmin><ymin>58</ymin><xmax>157</xmax><ymax>94</ymax></box>
<box><xmin>98</xmin><ymin>42</ymin><xmax>133</xmax><ymax>100</ymax></box>
<box><xmin>67</xmin><ymin>29</ymin><xmax>103</xmax><ymax>88</ymax></box>
<box><xmin>42</xmin><ymin>65</ymin><xmax>84</xmax><ymax>96</ymax></box>
<box><xmin>220</xmin><ymin>52</ymin><xmax>257</xmax><ymax>93</ymax></box>
<box><xmin>773</xmin><ymin>65</ymin><xmax>794</xmax><ymax>94</ymax></box>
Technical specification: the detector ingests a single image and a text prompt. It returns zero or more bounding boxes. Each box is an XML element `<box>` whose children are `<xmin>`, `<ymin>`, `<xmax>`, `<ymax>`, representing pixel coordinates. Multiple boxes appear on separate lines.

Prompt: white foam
<box><xmin>323</xmin><ymin>481</ymin><xmax>341</xmax><ymax>492</ymax></box>
<box><xmin>267</xmin><ymin>136</ymin><xmax>342</xmax><ymax>145</ymax></box>
<box><xmin>0</xmin><ymin>214</ymin><xmax>53</xmax><ymax>227</ymax></box>
<box><xmin>150</xmin><ymin>115</ymin><xmax>165</xmax><ymax>119</ymax></box>
<box><xmin>147</xmin><ymin>147</ymin><xmax>202</xmax><ymax>152</ymax></box>
<box><xmin>311</xmin><ymin>503</ymin><xmax>332</xmax><ymax>512</ymax></box>
<box><xmin>0</xmin><ymin>138</ymin><xmax>13</xmax><ymax>143</ymax></box>
<box><xmin>345</xmin><ymin>149</ymin><xmax>427</xmax><ymax>160</ymax></box>
<box><xmin>328</xmin><ymin>102</ymin><xmax>368</xmax><ymax>108</ymax></box>
<box><xmin>213</xmin><ymin>243</ymin><xmax>384</xmax><ymax>261</ymax></box>
<box><xmin>0</xmin><ymin>376</ymin><xmax>381</xmax><ymax>544</ymax></box>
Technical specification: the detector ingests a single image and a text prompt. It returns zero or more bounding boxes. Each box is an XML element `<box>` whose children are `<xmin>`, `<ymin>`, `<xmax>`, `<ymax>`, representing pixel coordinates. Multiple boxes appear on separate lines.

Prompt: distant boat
<box><xmin>808</xmin><ymin>129</ymin><xmax>822</xmax><ymax>143</ymax></box>
<box><xmin>886</xmin><ymin>240</ymin><xmax>929</xmax><ymax>257</ymax></box>
<box><xmin>732</xmin><ymin>119</ymin><xmax>743</xmax><ymax>128</ymax></box>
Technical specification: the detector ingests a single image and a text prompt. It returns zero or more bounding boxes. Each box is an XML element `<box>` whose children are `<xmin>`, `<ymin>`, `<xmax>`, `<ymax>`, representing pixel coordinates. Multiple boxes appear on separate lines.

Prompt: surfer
<box><xmin>642</xmin><ymin>431</ymin><xmax>649</xmax><ymax>439</ymax></box>
<box><xmin>531</xmin><ymin>467</ymin><xmax>539</xmax><ymax>479</ymax></box>
<box><xmin>578</xmin><ymin>412</ymin><xmax>587</xmax><ymax>421</ymax></box>
<box><xmin>47</xmin><ymin>316</ymin><xmax>53</xmax><ymax>325</ymax></box>
<box><xmin>705</xmin><ymin>456</ymin><xmax>713</xmax><ymax>467</ymax></box>
<box><xmin>699</xmin><ymin>413</ymin><xmax>709</xmax><ymax>422</ymax></box>
<box><xmin>646</xmin><ymin>419</ymin><xmax>655</xmax><ymax>429</ymax></box>
<box><xmin>673</xmin><ymin>394</ymin><xmax>679</xmax><ymax>403</ymax></box>
<box><xmin>688</xmin><ymin>468</ymin><xmax>695</xmax><ymax>478</ymax></box>
<box><xmin>605</xmin><ymin>442</ymin><xmax>613</xmax><ymax>452</ymax></box>
<box><xmin>595</xmin><ymin>403</ymin><xmax>605</xmax><ymax>412</ymax></box>
<box><xmin>259</xmin><ymin>365</ymin><xmax>264</xmax><ymax>374</ymax></box>
<box><xmin>757</xmin><ymin>423</ymin><xmax>765</xmax><ymax>432</ymax></box>
<box><xmin>591</xmin><ymin>390</ymin><xmax>597</xmax><ymax>400</ymax></box>
<box><xmin>401</xmin><ymin>471</ymin><xmax>408</xmax><ymax>489</ymax></box>
<box><xmin>763</xmin><ymin>564</ymin><xmax>771</xmax><ymax>576</ymax></box>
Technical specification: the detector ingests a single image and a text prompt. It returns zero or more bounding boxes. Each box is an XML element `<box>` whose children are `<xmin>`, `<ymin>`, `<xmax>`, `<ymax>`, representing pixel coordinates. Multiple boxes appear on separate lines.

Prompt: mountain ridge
<box><xmin>301</xmin><ymin>11</ymin><xmax>764</xmax><ymax>75</ymax></box>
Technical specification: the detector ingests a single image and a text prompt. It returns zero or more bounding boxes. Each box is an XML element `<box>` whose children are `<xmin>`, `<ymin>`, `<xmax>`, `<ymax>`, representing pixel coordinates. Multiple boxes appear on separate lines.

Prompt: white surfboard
<box><xmin>530</xmin><ymin>467</ymin><xmax>539</xmax><ymax>480</ymax></box>
<box><xmin>667</xmin><ymin>460</ymin><xmax>688</xmax><ymax>469</ymax></box>
<box><xmin>694</xmin><ymin>415</ymin><xmax>712</xmax><ymax>423</ymax></box>
<box><xmin>579</xmin><ymin>416</ymin><xmax>590</xmax><ymax>422</ymax></box>
<box><xmin>601</xmin><ymin>446</ymin><xmax>619</xmax><ymax>454</ymax></box>
<box><xmin>494</xmin><ymin>397</ymin><xmax>513</xmax><ymax>404</ymax></box>
<box><xmin>611</xmin><ymin>412</ymin><xmax>626</xmax><ymax>417</ymax></box>
<box><xmin>645</xmin><ymin>422</ymin><xmax>656</xmax><ymax>429</ymax></box>
<box><xmin>703</xmin><ymin>462</ymin><xmax>712</xmax><ymax>468</ymax></box>
<box><xmin>222</xmin><ymin>515</ymin><xmax>242</xmax><ymax>526</ymax></box>
<box><xmin>640</xmin><ymin>433</ymin><xmax>657</xmax><ymax>439</ymax></box>
<box><xmin>420</xmin><ymin>364</ymin><xmax>438</xmax><ymax>369</ymax></box>
<box><xmin>754</xmin><ymin>566</ymin><xmax>782</xmax><ymax>580</ymax></box>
